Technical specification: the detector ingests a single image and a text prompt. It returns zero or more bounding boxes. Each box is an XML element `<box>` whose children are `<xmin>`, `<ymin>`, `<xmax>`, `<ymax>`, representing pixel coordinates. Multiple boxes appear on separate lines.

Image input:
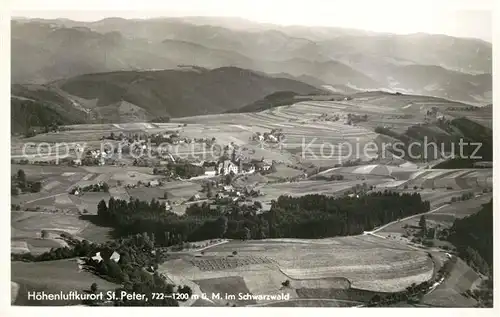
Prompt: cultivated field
<box><xmin>173</xmin><ymin>92</ymin><xmax>477</xmax><ymax>166</ymax></box>
<box><xmin>254</xmin><ymin>178</ymin><xmax>390</xmax><ymax>208</ymax></box>
<box><xmin>421</xmin><ymin>258</ymin><xmax>480</xmax><ymax>307</ymax></box>
<box><xmin>159</xmin><ymin>236</ymin><xmax>434</xmax><ymax>306</ymax></box>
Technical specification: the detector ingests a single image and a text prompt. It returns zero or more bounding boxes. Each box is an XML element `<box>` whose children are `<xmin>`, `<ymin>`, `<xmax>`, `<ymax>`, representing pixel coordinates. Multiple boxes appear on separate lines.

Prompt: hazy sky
<box><xmin>11</xmin><ymin>0</ymin><xmax>494</xmax><ymax>42</ymax></box>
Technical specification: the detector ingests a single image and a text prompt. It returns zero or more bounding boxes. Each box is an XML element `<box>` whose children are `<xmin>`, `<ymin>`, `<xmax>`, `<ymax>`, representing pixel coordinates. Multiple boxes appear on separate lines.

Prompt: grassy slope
<box><xmin>12</xmin><ymin>258</ymin><xmax>119</xmax><ymax>305</ymax></box>
<box><xmin>11</xmin><ymin>84</ymin><xmax>88</xmax><ymax>133</ymax></box>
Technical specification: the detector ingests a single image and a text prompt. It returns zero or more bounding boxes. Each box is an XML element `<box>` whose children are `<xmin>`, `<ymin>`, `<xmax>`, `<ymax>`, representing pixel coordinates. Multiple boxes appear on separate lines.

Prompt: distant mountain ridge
<box><xmin>11</xmin><ymin>18</ymin><xmax>492</xmax><ymax>105</ymax></box>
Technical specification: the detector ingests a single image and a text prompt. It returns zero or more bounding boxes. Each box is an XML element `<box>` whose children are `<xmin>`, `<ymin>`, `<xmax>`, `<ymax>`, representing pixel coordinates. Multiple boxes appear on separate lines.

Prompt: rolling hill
<box><xmin>11</xmin><ymin>66</ymin><xmax>322</xmax><ymax>127</ymax></box>
<box><xmin>376</xmin><ymin>117</ymin><xmax>493</xmax><ymax>164</ymax></box>
<box><xmin>11</xmin><ymin>84</ymin><xmax>89</xmax><ymax>134</ymax></box>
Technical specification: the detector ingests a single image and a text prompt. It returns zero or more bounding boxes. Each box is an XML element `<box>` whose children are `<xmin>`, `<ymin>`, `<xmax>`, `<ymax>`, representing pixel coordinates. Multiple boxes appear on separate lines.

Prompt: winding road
<box><xmin>363</xmin><ymin>203</ymin><xmax>449</xmax><ymax>236</ymax></box>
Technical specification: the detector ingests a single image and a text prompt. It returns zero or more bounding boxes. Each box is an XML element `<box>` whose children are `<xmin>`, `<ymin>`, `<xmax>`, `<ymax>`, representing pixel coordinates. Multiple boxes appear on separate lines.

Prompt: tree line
<box><xmin>447</xmin><ymin>199</ymin><xmax>492</xmax><ymax>275</ymax></box>
<box><xmin>11</xmin><ymin>169</ymin><xmax>42</xmax><ymax>196</ymax></box>
<box><xmin>95</xmin><ymin>191</ymin><xmax>430</xmax><ymax>246</ymax></box>
<box><xmin>12</xmin><ymin>233</ymin><xmax>184</xmax><ymax>306</ymax></box>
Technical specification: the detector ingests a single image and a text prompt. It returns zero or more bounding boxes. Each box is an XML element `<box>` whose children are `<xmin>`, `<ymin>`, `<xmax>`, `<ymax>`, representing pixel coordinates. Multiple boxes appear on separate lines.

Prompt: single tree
<box><xmin>31</xmin><ymin>181</ymin><xmax>42</xmax><ymax>193</ymax></box>
<box><xmin>97</xmin><ymin>199</ymin><xmax>108</xmax><ymax>219</ymax></box>
<box><xmin>419</xmin><ymin>215</ymin><xmax>427</xmax><ymax>236</ymax></box>
<box><xmin>90</xmin><ymin>282</ymin><xmax>98</xmax><ymax>293</ymax></box>
<box><xmin>224</xmin><ymin>174</ymin><xmax>233</xmax><ymax>185</ymax></box>
<box><xmin>17</xmin><ymin>169</ymin><xmax>26</xmax><ymax>183</ymax></box>
<box><xmin>207</xmin><ymin>185</ymin><xmax>213</xmax><ymax>198</ymax></box>
<box><xmin>419</xmin><ymin>215</ymin><xmax>426</xmax><ymax>229</ymax></box>
<box><xmin>243</xmin><ymin>227</ymin><xmax>251</xmax><ymax>240</ymax></box>
<box><xmin>215</xmin><ymin>216</ymin><xmax>228</xmax><ymax>238</ymax></box>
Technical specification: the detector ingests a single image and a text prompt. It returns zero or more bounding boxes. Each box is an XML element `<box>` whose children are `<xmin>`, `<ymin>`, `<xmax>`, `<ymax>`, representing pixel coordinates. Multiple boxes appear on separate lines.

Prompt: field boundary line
<box><xmin>364</xmin><ymin>204</ymin><xmax>449</xmax><ymax>235</ymax></box>
<box><xmin>21</xmin><ymin>192</ymin><xmax>66</xmax><ymax>205</ymax></box>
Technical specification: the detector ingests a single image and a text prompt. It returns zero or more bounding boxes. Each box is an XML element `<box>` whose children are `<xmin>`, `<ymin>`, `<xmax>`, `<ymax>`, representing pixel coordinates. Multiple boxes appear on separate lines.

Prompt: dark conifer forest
<box><xmin>95</xmin><ymin>191</ymin><xmax>430</xmax><ymax>246</ymax></box>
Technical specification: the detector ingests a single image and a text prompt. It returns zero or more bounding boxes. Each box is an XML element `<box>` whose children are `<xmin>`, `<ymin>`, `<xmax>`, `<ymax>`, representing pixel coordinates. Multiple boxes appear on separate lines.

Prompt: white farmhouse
<box><xmin>91</xmin><ymin>252</ymin><xmax>103</xmax><ymax>263</ymax></box>
<box><xmin>110</xmin><ymin>251</ymin><xmax>121</xmax><ymax>263</ymax></box>
<box><xmin>148</xmin><ymin>180</ymin><xmax>160</xmax><ymax>187</ymax></box>
<box><xmin>204</xmin><ymin>166</ymin><xmax>216</xmax><ymax>177</ymax></box>
<box><xmin>268</xmin><ymin>134</ymin><xmax>278</xmax><ymax>142</ymax></box>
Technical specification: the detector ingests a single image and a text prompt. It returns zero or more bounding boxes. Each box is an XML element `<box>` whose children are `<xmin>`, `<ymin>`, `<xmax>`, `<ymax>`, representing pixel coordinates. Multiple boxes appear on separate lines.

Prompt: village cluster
<box><xmin>52</xmin><ymin>129</ymin><xmax>280</xmax><ymax>214</ymax></box>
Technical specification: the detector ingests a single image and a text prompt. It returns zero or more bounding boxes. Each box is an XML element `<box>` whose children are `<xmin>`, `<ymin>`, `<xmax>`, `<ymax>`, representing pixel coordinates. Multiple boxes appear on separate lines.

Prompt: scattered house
<box><xmin>190</xmin><ymin>193</ymin><xmax>201</xmax><ymax>201</ymax></box>
<box><xmin>165</xmin><ymin>202</ymin><xmax>172</xmax><ymax>211</ymax></box>
<box><xmin>216</xmin><ymin>192</ymin><xmax>229</xmax><ymax>200</ymax></box>
<box><xmin>72</xmin><ymin>159</ymin><xmax>82</xmax><ymax>166</ymax></box>
<box><xmin>251</xmin><ymin>160</ymin><xmax>271</xmax><ymax>172</ymax></box>
<box><xmin>90</xmin><ymin>149</ymin><xmax>103</xmax><ymax>159</ymax></box>
<box><xmin>223</xmin><ymin>185</ymin><xmax>234</xmax><ymax>192</ymax></box>
<box><xmin>91</xmin><ymin>250</ymin><xmax>120</xmax><ymax>263</ymax></box>
<box><xmin>91</xmin><ymin>252</ymin><xmax>103</xmax><ymax>263</ymax></box>
<box><xmin>170</xmin><ymin>136</ymin><xmax>180</xmax><ymax>145</ymax></box>
<box><xmin>110</xmin><ymin>251</ymin><xmax>121</xmax><ymax>263</ymax></box>
<box><xmin>241</xmin><ymin>163</ymin><xmax>256</xmax><ymax>174</ymax></box>
<box><xmin>204</xmin><ymin>166</ymin><xmax>216</xmax><ymax>177</ymax></box>
<box><xmin>148</xmin><ymin>180</ymin><xmax>160</xmax><ymax>187</ymax></box>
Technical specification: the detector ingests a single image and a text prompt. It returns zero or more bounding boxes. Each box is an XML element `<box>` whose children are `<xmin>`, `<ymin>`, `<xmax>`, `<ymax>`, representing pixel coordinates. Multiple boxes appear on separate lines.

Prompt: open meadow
<box><xmin>11</xmin><ymin>258</ymin><xmax>119</xmax><ymax>305</ymax></box>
